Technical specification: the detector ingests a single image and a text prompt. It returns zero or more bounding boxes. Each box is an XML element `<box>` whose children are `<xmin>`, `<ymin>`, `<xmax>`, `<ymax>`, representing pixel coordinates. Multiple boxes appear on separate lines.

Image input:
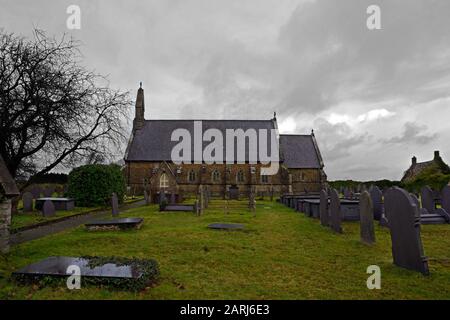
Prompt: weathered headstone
<box><xmin>30</xmin><ymin>186</ymin><xmax>41</xmax><ymax>199</ymax></box>
<box><xmin>43</xmin><ymin>187</ymin><xmax>54</xmax><ymax>197</ymax></box>
<box><xmin>111</xmin><ymin>193</ymin><xmax>119</xmax><ymax>217</ymax></box>
<box><xmin>270</xmin><ymin>187</ymin><xmax>274</xmax><ymax>202</ymax></box>
<box><xmin>144</xmin><ymin>190</ymin><xmax>150</xmax><ymax>205</ymax></box>
<box><xmin>249</xmin><ymin>189</ymin><xmax>256</xmax><ymax>214</ymax></box>
<box><xmin>420</xmin><ymin>186</ymin><xmax>435</xmax><ymax>214</ymax></box>
<box><xmin>42</xmin><ymin>200</ymin><xmax>55</xmax><ymax>217</ymax></box>
<box><xmin>329</xmin><ymin>188</ymin><xmax>342</xmax><ymax>233</ymax></box>
<box><xmin>384</xmin><ymin>187</ymin><xmax>429</xmax><ymax>275</ymax></box>
<box><xmin>22</xmin><ymin>192</ymin><xmax>34</xmax><ymax>212</ymax></box>
<box><xmin>194</xmin><ymin>200</ymin><xmax>200</xmax><ymax>216</ymax></box>
<box><xmin>359</xmin><ymin>191</ymin><xmax>375</xmax><ymax>244</ymax></box>
<box><xmin>319</xmin><ymin>189</ymin><xmax>329</xmax><ymax>227</ymax></box>
<box><xmin>369</xmin><ymin>185</ymin><xmax>383</xmax><ymax>220</ymax></box>
<box><xmin>170</xmin><ymin>192</ymin><xmax>176</xmax><ymax>204</ymax></box>
<box><xmin>441</xmin><ymin>185</ymin><xmax>450</xmax><ymax>213</ymax></box>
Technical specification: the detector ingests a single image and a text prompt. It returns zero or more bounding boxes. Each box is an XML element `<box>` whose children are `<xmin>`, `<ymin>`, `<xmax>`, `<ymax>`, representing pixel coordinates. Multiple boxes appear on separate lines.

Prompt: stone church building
<box><xmin>124</xmin><ymin>84</ymin><xmax>327</xmax><ymax>199</ymax></box>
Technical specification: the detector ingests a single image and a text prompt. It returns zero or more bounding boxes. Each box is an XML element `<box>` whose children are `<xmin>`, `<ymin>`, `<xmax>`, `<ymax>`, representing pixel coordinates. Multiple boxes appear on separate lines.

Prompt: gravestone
<box><xmin>384</xmin><ymin>187</ymin><xmax>429</xmax><ymax>275</ymax></box>
<box><xmin>319</xmin><ymin>189</ymin><xmax>329</xmax><ymax>227</ymax></box>
<box><xmin>111</xmin><ymin>193</ymin><xmax>119</xmax><ymax>217</ymax></box>
<box><xmin>369</xmin><ymin>185</ymin><xmax>383</xmax><ymax>220</ymax></box>
<box><xmin>343</xmin><ymin>187</ymin><xmax>350</xmax><ymax>199</ymax></box>
<box><xmin>420</xmin><ymin>186</ymin><xmax>435</xmax><ymax>214</ymax></box>
<box><xmin>229</xmin><ymin>185</ymin><xmax>239</xmax><ymax>200</ymax></box>
<box><xmin>22</xmin><ymin>192</ymin><xmax>34</xmax><ymax>212</ymax></box>
<box><xmin>441</xmin><ymin>185</ymin><xmax>450</xmax><ymax>213</ymax></box>
<box><xmin>43</xmin><ymin>187</ymin><xmax>54</xmax><ymax>197</ymax></box>
<box><xmin>270</xmin><ymin>187</ymin><xmax>274</xmax><ymax>202</ymax></box>
<box><xmin>42</xmin><ymin>200</ymin><xmax>55</xmax><ymax>217</ymax></box>
<box><xmin>208</xmin><ymin>223</ymin><xmax>244</xmax><ymax>230</ymax></box>
<box><xmin>359</xmin><ymin>191</ymin><xmax>375</xmax><ymax>244</ymax></box>
<box><xmin>249</xmin><ymin>190</ymin><xmax>256</xmax><ymax>214</ymax></box>
<box><xmin>144</xmin><ymin>190</ymin><xmax>150</xmax><ymax>205</ymax></box>
<box><xmin>329</xmin><ymin>188</ymin><xmax>342</xmax><ymax>233</ymax></box>
<box><xmin>31</xmin><ymin>186</ymin><xmax>41</xmax><ymax>199</ymax></box>
<box><xmin>194</xmin><ymin>200</ymin><xmax>200</xmax><ymax>216</ymax></box>
<box><xmin>170</xmin><ymin>192</ymin><xmax>176</xmax><ymax>204</ymax></box>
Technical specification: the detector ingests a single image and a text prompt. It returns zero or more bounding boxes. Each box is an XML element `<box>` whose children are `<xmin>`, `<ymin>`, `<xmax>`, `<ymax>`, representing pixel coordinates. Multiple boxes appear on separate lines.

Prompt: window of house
<box><xmin>237</xmin><ymin>170</ymin><xmax>245</xmax><ymax>183</ymax></box>
<box><xmin>212</xmin><ymin>169</ymin><xmax>220</xmax><ymax>182</ymax></box>
<box><xmin>188</xmin><ymin>170</ymin><xmax>196</xmax><ymax>182</ymax></box>
<box><xmin>261</xmin><ymin>174</ymin><xmax>269</xmax><ymax>183</ymax></box>
<box><xmin>160</xmin><ymin>173</ymin><xmax>169</xmax><ymax>189</ymax></box>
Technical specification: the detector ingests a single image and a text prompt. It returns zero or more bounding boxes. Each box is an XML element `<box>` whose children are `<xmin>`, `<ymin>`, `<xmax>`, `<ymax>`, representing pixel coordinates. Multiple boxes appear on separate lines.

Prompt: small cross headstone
<box><xmin>329</xmin><ymin>188</ymin><xmax>342</xmax><ymax>233</ymax></box>
<box><xmin>384</xmin><ymin>187</ymin><xmax>429</xmax><ymax>275</ymax></box>
<box><xmin>111</xmin><ymin>193</ymin><xmax>119</xmax><ymax>217</ymax></box>
<box><xmin>359</xmin><ymin>191</ymin><xmax>375</xmax><ymax>244</ymax></box>
<box><xmin>369</xmin><ymin>185</ymin><xmax>383</xmax><ymax>220</ymax></box>
<box><xmin>421</xmin><ymin>186</ymin><xmax>435</xmax><ymax>214</ymax></box>
<box><xmin>42</xmin><ymin>200</ymin><xmax>55</xmax><ymax>217</ymax></box>
<box><xmin>319</xmin><ymin>189</ymin><xmax>329</xmax><ymax>227</ymax></box>
<box><xmin>22</xmin><ymin>192</ymin><xmax>34</xmax><ymax>212</ymax></box>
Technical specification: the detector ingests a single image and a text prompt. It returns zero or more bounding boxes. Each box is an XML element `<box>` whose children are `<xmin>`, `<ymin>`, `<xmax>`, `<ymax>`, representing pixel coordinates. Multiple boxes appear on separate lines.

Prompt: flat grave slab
<box><xmin>161</xmin><ymin>205</ymin><xmax>194</xmax><ymax>212</ymax></box>
<box><xmin>208</xmin><ymin>223</ymin><xmax>245</xmax><ymax>230</ymax></box>
<box><xmin>12</xmin><ymin>256</ymin><xmax>159</xmax><ymax>290</ymax></box>
<box><xmin>35</xmin><ymin>198</ymin><xmax>75</xmax><ymax>211</ymax></box>
<box><xmin>85</xmin><ymin>218</ymin><xmax>144</xmax><ymax>231</ymax></box>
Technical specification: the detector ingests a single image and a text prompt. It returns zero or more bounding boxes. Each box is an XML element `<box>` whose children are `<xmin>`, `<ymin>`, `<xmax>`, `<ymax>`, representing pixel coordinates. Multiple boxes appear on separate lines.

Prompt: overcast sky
<box><xmin>2</xmin><ymin>0</ymin><xmax>450</xmax><ymax>180</ymax></box>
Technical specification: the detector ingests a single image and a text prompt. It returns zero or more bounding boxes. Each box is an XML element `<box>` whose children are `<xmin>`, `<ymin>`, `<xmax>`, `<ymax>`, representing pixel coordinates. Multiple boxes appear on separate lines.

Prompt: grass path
<box><xmin>1</xmin><ymin>200</ymin><xmax>449</xmax><ymax>299</ymax></box>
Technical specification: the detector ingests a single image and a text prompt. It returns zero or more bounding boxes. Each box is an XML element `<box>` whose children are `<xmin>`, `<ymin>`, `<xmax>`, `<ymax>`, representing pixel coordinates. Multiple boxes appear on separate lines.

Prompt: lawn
<box><xmin>11</xmin><ymin>196</ymin><xmax>144</xmax><ymax>231</ymax></box>
<box><xmin>1</xmin><ymin>200</ymin><xmax>449</xmax><ymax>299</ymax></box>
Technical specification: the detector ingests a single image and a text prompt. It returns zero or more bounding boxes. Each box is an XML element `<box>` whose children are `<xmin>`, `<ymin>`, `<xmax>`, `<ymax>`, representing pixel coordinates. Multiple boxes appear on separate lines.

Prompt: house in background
<box><xmin>124</xmin><ymin>84</ymin><xmax>327</xmax><ymax>199</ymax></box>
<box><xmin>401</xmin><ymin>151</ymin><xmax>450</xmax><ymax>183</ymax></box>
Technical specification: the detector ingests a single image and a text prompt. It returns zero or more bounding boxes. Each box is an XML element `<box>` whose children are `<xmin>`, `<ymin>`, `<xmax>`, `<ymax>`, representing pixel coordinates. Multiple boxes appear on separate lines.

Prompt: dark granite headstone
<box><xmin>319</xmin><ymin>189</ymin><xmax>329</xmax><ymax>226</ymax></box>
<box><xmin>441</xmin><ymin>185</ymin><xmax>450</xmax><ymax>213</ymax></box>
<box><xmin>111</xmin><ymin>193</ymin><xmax>119</xmax><ymax>217</ymax></box>
<box><xmin>22</xmin><ymin>192</ymin><xmax>34</xmax><ymax>212</ymax></box>
<box><xmin>42</xmin><ymin>200</ymin><xmax>55</xmax><ymax>217</ymax></box>
<box><xmin>229</xmin><ymin>185</ymin><xmax>239</xmax><ymax>200</ymax></box>
<box><xmin>30</xmin><ymin>186</ymin><xmax>42</xmax><ymax>199</ymax></box>
<box><xmin>359</xmin><ymin>191</ymin><xmax>375</xmax><ymax>244</ymax></box>
<box><xmin>384</xmin><ymin>187</ymin><xmax>429</xmax><ymax>275</ymax></box>
<box><xmin>85</xmin><ymin>218</ymin><xmax>144</xmax><ymax>231</ymax></box>
<box><xmin>421</xmin><ymin>186</ymin><xmax>435</xmax><ymax>214</ymax></box>
<box><xmin>208</xmin><ymin>223</ymin><xmax>244</xmax><ymax>230</ymax></box>
<box><xmin>329</xmin><ymin>188</ymin><xmax>342</xmax><ymax>233</ymax></box>
<box><xmin>12</xmin><ymin>256</ymin><xmax>159</xmax><ymax>290</ymax></box>
<box><xmin>369</xmin><ymin>185</ymin><xmax>383</xmax><ymax>220</ymax></box>
<box><xmin>43</xmin><ymin>187</ymin><xmax>54</xmax><ymax>197</ymax></box>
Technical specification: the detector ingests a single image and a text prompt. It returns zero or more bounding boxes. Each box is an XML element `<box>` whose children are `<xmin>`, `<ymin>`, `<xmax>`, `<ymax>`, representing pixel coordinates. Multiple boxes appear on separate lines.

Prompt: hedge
<box><xmin>67</xmin><ymin>164</ymin><xmax>125</xmax><ymax>207</ymax></box>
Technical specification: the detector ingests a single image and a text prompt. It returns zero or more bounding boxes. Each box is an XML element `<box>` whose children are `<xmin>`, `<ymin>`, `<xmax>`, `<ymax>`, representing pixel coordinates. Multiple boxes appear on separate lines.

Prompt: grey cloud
<box><xmin>384</xmin><ymin>122</ymin><xmax>437</xmax><ymax>145</ymax></box>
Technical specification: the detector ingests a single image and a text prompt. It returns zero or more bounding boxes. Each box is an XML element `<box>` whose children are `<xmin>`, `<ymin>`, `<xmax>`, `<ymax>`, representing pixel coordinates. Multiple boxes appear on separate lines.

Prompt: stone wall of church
<box><xmin>288</xmin><ymin>168</ymin><xmax>324</xmax><ymax>194</ymax></box>
<box><xmin>125</xmin><ymin>161</ymin><xmax>323</xmax><ymax>197</ymax></box>
<box><xmin>124</xmin><ymin>161</ymin><xmax>295</xmax><ymax>197</ymax></box>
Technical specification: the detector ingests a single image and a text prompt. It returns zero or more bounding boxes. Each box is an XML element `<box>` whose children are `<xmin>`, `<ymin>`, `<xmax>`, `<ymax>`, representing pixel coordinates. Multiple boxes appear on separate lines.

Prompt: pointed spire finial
<box><xmin>139</xmin><ymin>81</ymin><xmax>142</xmax><ymax>89</ymax></box>
<box><xmin>311</xmin><ymin>128</ymin><xmax>315</xmax><ymax>136</ymax></box>
<box><xmin>273</xmin><ymin>111</ymin><xmax>277</xmax><ymax>119</ymax></box>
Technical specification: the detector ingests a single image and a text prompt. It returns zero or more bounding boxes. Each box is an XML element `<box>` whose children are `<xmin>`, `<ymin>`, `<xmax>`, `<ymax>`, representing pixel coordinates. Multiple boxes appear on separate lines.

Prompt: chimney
<box><xmin>133</xmin><ymin>82</ymin><xmax>145</xmax><ymax>131</ymax></box>
<box><xmin>434</xmin><ymin>150</ymin><xmax>440</xmax><ymax>160</ymax></box>
<box><xmin>412</xmin><ymin>156</ymin><xmax>417</xmax><ymax>165</ymax></box>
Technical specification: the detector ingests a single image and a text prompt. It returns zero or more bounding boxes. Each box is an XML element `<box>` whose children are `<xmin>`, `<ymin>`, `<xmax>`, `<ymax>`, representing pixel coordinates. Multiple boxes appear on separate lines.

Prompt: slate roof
<box><xmin>125</xmin><ymin>119</ymin><xmax>324</xmax><ymax>169</ymax></box>
<box><xmin>279</xmin><ymin>134</ymin><xmax>323</xmax><ymax>169</ymax></box>
<box><xmin>0</xmin><ymin>154</ymin><xmax>19</xmax><ymax>197</ymax></box>
<box><xmin>125</xmin><ymin>119</ymin><xmax>277</xmax><ymax>162</ymax></box>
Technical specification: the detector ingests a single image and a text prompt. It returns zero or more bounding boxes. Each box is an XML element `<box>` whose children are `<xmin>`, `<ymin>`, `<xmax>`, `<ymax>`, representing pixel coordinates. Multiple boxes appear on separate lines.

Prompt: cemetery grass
<box><xmin>11</xmin><ymin>196</ymin><xmax>144</xmax><ymax>231</ymax></box>
<box><xmin>1</xmin><ymin>201</ymin><xmax>450</xmax><ymax>299</ymax></box>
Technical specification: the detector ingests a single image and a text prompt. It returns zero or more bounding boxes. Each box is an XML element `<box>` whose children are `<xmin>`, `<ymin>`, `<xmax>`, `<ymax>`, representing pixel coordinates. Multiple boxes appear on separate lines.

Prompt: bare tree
<box><xmin>0</xmin><ymin>29</ymin><xmax>131</xmax><ymax>182</ymax></box>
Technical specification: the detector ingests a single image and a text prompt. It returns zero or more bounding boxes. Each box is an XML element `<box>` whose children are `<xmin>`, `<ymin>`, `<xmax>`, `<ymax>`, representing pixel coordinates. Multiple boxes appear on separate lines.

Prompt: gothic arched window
<box><xmin>212</xmin><ymin>169</ymin><xmax>221</xmax><ymax>182</ymax></box>
<box><xmin>188</xmin><ymin>170</ymin><xmax>196</xmax><ymax>183</ymax></box>
<box><xmin>160</xmin><ymin>173</ymin><xmax>169</xmax><ymax>189</ymax></box>
<box><xmin>237</xmin><ymin>170</ymin><xmax>245</xmax><ymax>183</ymax></box>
